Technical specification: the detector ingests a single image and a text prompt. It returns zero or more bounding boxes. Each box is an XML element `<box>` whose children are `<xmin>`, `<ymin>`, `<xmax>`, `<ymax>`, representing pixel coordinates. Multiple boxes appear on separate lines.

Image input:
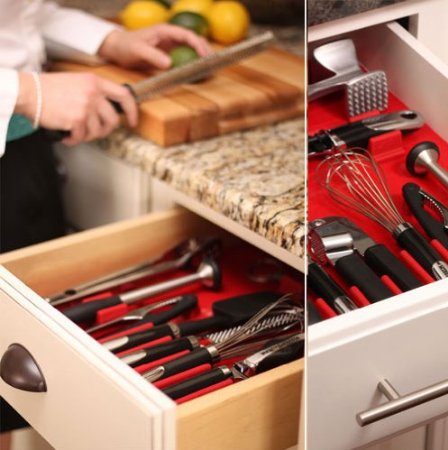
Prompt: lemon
<box><xmin>121</xmin><ymin>1</ymin><xmax>170</xmax><ymax>30</ymax></box>
<box><xmin>171</xmin><ymin>0</ymin><xmax>213</xmax><ymax>16</ymax></box>
<box><xmin>170</xmin><ymin>12</ymin><xmax>209</xmax><ymax>36</ymax></box>
<box><xmin>170</xmin><ymin>45</ymin><xmax>199</xmax><ymax>67</ymax></box>
<box><xmin>207</xmin><ymin>1</ymin><xmax>250</xmax><ymax>44</ymax></box>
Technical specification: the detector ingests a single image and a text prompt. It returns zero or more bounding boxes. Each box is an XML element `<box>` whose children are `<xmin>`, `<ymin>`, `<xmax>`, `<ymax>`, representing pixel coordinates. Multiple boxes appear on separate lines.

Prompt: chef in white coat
<box><xmin>0</xmin><ymin>0</ymin><xmax>209</xmax><ymax>435</ymax></box>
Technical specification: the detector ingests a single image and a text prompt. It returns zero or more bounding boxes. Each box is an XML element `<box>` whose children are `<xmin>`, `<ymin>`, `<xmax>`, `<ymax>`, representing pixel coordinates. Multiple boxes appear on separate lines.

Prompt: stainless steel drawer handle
<box><xmin>357</xmin><ymin>378</ymin><xmax>448</xmax><ymax>426</ymax></box>
<box><xmin>0</xmin><ymin>344</ymin><xmax>47</xmax><ymax>392</ymax></box>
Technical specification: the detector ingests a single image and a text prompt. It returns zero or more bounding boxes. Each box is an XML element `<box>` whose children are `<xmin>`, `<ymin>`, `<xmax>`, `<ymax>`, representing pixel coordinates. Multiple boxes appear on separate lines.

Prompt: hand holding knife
<box><xmin>45</xmin><ymin>32</ymin><xmax>275</xmax><ymax>141</ymax></box>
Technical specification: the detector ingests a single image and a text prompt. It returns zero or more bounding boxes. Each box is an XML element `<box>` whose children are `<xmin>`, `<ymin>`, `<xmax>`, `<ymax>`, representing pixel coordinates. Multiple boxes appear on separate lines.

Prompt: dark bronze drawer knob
<box><xmin>0</xmin><ymin>344</ymin><xmax>47</xmax><ymax>392</ymax></box>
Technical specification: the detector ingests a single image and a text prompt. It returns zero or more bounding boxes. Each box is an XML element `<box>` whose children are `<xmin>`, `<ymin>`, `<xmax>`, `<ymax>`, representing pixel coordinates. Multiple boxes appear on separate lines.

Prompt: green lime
<box><xmin>169</xmin><ymin>11</ymin><xmax>209</xmax><ymax>36</ymax></box>
<box><xmin>170</xmin><ymin>45</ymin><xmax>199</xmax><ymax>67</ymax></box>
<box><xmin>150</xmin><ymin>0</ymin><xmax>170</xmax><ymax>8</ymax></box>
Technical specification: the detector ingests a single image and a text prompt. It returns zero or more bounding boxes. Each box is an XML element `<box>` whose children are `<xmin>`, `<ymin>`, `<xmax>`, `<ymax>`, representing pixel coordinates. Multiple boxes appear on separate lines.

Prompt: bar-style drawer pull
<box><xmin>0</xmin><ymin>344</ymin><xmax>47</xmax><ymax>392</ymax></box>
<box><xmin>357</xmin><ymin>378</ymin><xmax>448</xmax><ymax>426</ymax></box>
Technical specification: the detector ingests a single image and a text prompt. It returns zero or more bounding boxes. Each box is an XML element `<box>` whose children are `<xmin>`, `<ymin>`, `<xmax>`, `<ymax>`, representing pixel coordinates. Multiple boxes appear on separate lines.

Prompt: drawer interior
<box><xmin>0</xmin><ymin>207</ymin><xmax>303</xmax><ymax>450</ymax></box>
<box><xmin>308</xmin><ymin>22</ymin><xmax>448</xmax><ymax>319</ymax></box>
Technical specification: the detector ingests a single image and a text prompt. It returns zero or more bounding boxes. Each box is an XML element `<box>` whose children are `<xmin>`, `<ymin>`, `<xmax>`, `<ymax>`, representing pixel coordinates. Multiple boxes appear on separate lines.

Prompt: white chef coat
<box><xmin>0</xmin><ymin>0</ymin><xmax>118</xmax><ymax>155</ymax></box>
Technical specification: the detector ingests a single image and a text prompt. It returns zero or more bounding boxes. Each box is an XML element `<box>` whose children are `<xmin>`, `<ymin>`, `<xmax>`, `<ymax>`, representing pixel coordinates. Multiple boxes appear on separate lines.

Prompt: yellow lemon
<box><xmin>120</xmin><ymin>1</ymin><xmax>170</xmax><ymax>30</ymax></box>
<box><xmin>171</xmin><ymin>0</ymin><xmax>213</xmax><ymax>17</ymax></box>
<box><xmin>207</xmin><ymin>1</ymin><xmax>250</xmax><ymax>44</ymax></box>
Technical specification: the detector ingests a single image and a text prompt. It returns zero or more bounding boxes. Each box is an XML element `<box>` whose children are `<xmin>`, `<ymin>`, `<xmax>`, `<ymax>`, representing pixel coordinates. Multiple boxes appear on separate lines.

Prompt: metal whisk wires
<box><xmin>316</xmin><ymin>148</ymin><xmax>403</xmax><ymax>232</ymax></box>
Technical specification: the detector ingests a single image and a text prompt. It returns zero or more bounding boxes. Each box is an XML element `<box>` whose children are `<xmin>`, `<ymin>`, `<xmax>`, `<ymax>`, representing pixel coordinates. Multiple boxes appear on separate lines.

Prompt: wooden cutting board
<box><xmin>52</xmin><ymin>47</ymin><xmax>304</xmax><ymax>147</ymax></box>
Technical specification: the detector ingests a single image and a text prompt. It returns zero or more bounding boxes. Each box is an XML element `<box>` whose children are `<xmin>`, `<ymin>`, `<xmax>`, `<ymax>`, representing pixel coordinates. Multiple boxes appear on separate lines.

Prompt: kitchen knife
<box><xmin>45</xmin><ymin>31</ymin><xmax>275</xmax><ymax>141</ymax></box>
<box><xmin>308</xmin><ymin>111</ymin><xmax>424</xmax><ymax>157</ymax></box>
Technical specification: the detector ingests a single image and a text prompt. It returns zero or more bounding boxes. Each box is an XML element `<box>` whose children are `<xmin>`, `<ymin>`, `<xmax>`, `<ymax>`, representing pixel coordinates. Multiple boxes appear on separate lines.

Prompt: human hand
<box><xmin>98</xmin><ymin>24</ymin><xmax>212</xmax><ymax>70</ymax></box>
<box><xmin>15</xmin><ymin>72</ymin><xmax>138</xmax><ymax>146</ymax></box>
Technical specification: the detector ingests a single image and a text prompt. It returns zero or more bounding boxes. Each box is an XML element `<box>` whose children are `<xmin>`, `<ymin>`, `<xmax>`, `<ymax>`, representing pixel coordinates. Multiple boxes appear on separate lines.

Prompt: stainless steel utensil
<box><xmin>49</xmin><ymin>237</ymin><xmax>220</xmax><ymax>306</ymax></box>
<box><xmin>309</xmin><ymin>39</ymin><xmax>388</xmax><ymax>116</ymax></box>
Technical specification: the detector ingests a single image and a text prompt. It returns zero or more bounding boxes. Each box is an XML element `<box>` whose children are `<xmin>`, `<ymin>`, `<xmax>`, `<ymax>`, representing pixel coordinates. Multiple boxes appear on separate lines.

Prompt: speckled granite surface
<box><xmin>100</xmin><ymin>119</ymin><xmax>305</xmax><ymax>257</ymax></box>
<box><xmin>308</xmin><ymin>0</ymin><xmax>408</xmax><ymax>26</ymax></box>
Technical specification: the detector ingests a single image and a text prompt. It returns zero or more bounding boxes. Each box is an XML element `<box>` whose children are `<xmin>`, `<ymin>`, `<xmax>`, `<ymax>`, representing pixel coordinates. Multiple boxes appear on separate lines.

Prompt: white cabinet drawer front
<box><xmin>0</xmin><ymin>272</ymin><xmax>171</xmax><ymax>450</ymax></box>
<box><xmin>309</xmin><ymin>282</ymin><xmax>448</xmax><ymax>450</ymax></box>
<box><xmin>308</xmin><ymin>21</ymin><xmax>448</xmax><ymax>450</ymax></box>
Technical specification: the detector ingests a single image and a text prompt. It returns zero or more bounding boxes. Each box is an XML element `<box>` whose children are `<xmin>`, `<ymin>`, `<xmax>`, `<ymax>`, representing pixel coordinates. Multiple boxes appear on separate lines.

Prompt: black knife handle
<box><xmin>395</xmin><ymin>226</ymin><xmax>448</xmax><ymax>280</ymax></box>
<box><xmin>151</xmin><ymin>347</ymin><xmax>216</xmax><ymax>381</ymax></box>
<box><xmin>42</xmin><ymin>84</ymin><xmax>133</xmax><ymax>142</ymax></box>
<box><xmin>63</xmin><ymin>295</ymin><xmax>122</xmax><ymax>324</ymax></box>
<box><xmin>364</xmin><ymin>243</ymin><xmax>422</xmax><ymax>291</ymax></box>
<box><xmin>128</xmin><ymin>337</ymin><xmax>197</xmax><ymax>368</ymax></box>
<box><xmin>335</xmin><ymin>253</ymin><xmax>393</xmax><ymax>302</ymax></box>
<box><xmin>402</xmin><ymin>183</ymin><xmax>448</xmax><ymax>248</ymax></box>
<box><xmin>110</xmin><ymin>323</ymin><xmax>173</xmax><ymax>354</ymax></box>
<box><xmin>163</xmin><ymin>367</ymin><xmax>231</xmax><ymax>400</ymax></box>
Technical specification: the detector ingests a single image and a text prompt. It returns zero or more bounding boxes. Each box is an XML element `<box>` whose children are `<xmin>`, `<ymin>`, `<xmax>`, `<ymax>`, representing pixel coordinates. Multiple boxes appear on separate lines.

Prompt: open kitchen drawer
<box><xmin>0</xmin><ymin>208</ymin><xmax>302</xmax><ymax>450</ymax></box>
<box><xmin>308</xmin><ymin>21</ymin><xmax>448</xmax><ymax>450</ymax></box>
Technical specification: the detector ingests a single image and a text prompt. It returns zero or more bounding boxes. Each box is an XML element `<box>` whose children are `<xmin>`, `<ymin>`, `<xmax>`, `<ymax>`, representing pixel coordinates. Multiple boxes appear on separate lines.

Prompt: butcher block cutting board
<box><xmin>52</xmin><ymin>47</ymin><xmax>304</xmax><ymax>147</ymax></box>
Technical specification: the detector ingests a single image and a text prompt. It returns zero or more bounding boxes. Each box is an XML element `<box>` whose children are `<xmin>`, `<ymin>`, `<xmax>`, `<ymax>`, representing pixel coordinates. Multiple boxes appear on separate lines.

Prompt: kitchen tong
<box><xmin>403</xmin><ymin>183</ymin><xmax>448</xmax><ymax>249</ymax></box>
<box><xmin>49</xmin><ymin>236</ymin><xmax>221</xmax><ymax>306</ymax></box>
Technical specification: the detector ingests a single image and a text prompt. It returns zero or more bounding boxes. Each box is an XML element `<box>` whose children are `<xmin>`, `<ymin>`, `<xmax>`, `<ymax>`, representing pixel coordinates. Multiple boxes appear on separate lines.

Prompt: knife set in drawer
<box><xmin>48</xmin><ymin>237</ymin><xmax>303</xmax><ymax>403</ymax></box>
<box><xmin>308</xmin><ymin>38</ymin><xmax>448</xmax><ymax>321</ymax></box>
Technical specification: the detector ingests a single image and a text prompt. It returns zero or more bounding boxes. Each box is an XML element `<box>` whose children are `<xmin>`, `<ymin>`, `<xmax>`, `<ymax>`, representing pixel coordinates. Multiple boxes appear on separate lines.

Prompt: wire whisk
<box><xmin>317</xmin><ymin>148</ymin><xmax>448</xmax><ymax>280</ymax></box>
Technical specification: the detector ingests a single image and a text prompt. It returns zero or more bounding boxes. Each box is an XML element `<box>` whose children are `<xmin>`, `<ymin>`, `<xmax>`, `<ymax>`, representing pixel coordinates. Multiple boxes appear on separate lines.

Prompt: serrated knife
<box><xmin>45</xmin><ymin>31</ymin><xmax>276</xmax><ymax>141</ymax></box>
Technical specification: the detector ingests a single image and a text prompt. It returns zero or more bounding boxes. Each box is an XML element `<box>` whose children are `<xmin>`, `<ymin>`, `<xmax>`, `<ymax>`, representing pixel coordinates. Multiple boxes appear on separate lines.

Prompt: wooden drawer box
<box><xmin>308</xmin><ymin>20</ymin><xmax>448</xmax><ymax>450</ymax></box>
<box><xmin>0</xmin><ymin>208</ymin><xmax>302</xmax><ymax>450</ymax></box>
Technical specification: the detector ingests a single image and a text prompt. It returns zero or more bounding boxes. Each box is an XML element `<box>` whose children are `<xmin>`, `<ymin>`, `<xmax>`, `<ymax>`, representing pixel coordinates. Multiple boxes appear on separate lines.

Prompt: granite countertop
<box><xmin>308</xmin><ymin>0</ymin><xmax>408</xmax><ymax>26</ymax></box>
<box><xmin>101</xmin><ymin>119</ymin><xmax>305</xmax><ymax>258</ymax></box>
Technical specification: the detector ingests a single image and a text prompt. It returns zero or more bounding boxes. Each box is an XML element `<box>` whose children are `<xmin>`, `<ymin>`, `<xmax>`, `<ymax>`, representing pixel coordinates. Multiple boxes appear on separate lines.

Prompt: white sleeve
<box><xmin>0</xmin><ymin>69</ymin><xmax>19</xmax><ymax>157</ymax></box>
<box><xmin>39</xmin><ymin>2</ymin><xmax>119</xmax><ymax>57</ymax></box>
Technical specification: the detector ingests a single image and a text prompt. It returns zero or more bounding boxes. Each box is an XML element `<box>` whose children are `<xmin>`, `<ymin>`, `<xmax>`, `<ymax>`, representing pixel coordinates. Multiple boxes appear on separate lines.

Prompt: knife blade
<box><xmin>308</xmin><ymin>110</ymin><xmax>424</xmax><ymax>157</ymax></box>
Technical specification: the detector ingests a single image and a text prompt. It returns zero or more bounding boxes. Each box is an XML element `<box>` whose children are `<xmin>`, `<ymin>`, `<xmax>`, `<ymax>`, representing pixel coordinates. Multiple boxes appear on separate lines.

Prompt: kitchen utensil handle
<box><xmin>256</xmin><ymin>339</ymin><xmax>304</xmax><ymax>373</ymax></box>
<box><xmin>335</xmin><ymin>253</ymin><xmax>393</xmax><ymax>302</ymax></box>
<box><xmin>146</xmin><ymin>347</ymin><xmax>215</xmax><ymax>381</ymax></box>
<box><xmin>162</xmin><ymin>367</ymin><xmax>231</xmax><ymax>400</ymax></box>
<box><xmin>395</xmin><ymin>226</ymin><xmax>448</xmax><ymax>280</ymax></box>
<box><xmin>108</xmin><ymin>323</ymin><xmax>173</xmax><ymax>354</ymax></box>
<box><xmin>308</xmin><ymin>262</ymin><xmax>347</xmax><ymax>302</ymax></box>
<box><xmin>178</xmin><ymin>316</ymin><xmax>223</xmax><ymax>335</ymax></box>
<box><xmin>143</xmin><ymin>294</ymin><xmax>198</xmax><ymax>326</ymax></box>
<box><xmin>364</xmin><ymin>243</ymin><xmax>422</xmax><ymax>291</ymax></box>
<box><xmin>63</xmin><ymin>295</ymin><xmax>122</xmax><ymax>324</ymax></box>
<box><xmin>402</xmin><ymin>183</ymin><xmax>448</xmax><ymax>248</ymax></box>
<box><xmin>126</xmin><ymin>337</ymin><xmax>198</xmax><ymax>368</ymax></box>
<box><xmin>357</xmin><ymin>378</ymin><xmax>448</xmax><ymax>427</ymax></box>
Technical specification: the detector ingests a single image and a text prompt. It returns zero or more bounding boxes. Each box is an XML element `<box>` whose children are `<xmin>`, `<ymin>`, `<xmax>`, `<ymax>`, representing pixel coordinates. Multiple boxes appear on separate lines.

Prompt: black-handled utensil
<box><xmin>308</xmin><ymin>261</ymin><xmax>357</xmax><ymax>314</ymax></box>
<box><xmin>308</xmin><ymin>226</ymin><xmax>393</xmax><ymax>302</ymax></box>
<box><xmin>103</xmin><ymin>291</ymin><xmax>280</xmax><ymax>353</ymax></box>
<box><xmin>63</xmin><ymin>258</ymin><xmax>221</xmax><ymax>324</ymax></box>
<box><xmin>162</xmin><ymin>334</ymin><xmax>304</xmax><ymax>400</ymax></box>
<box><xmin>86</xmin><ymin>294</ymin><xmax>197</xmax><ymax>334</ymax></box>
<box><xmin>143</xmin><ymin>294</ymin><xmax>302</xmax><ymax>382</ymax></box>
<box><xmin>403</xmin><ymin>183</ymin><xmax>448</xmax><ymax>249</ymax></box>
<box><xmin>308</xmin><ymin>111</ymin><xmax>424</xmax><ymax>157</ymax></box>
